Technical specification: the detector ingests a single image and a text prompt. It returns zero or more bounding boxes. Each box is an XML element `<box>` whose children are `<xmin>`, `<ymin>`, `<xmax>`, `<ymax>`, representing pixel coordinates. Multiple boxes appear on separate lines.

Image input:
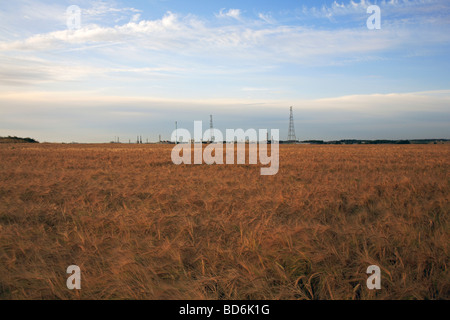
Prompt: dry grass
<box><xmin>0</xmin><ymin>143</ymin><xmax>448</xmax><ymax>300</ymax></box>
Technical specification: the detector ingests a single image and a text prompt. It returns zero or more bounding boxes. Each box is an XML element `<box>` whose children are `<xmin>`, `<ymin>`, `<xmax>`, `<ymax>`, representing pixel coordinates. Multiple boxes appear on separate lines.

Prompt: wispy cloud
<box><xmin>79</xmin><ymin>0</ymin><xmax>142</xmax><ymax>25</ymax></box>
<box><xmin>298</xmin><ymin>0</ymin><xmax>447</xmax><ymax>20</ymax></box>
<box><xmin>215</xmin><ymin>8</ymin><xmax>242</xmax><ymax>20</ymax></box>
<box><xmin>2</xmin><ymin>9</ymin><xmax>449</xmax><ymax>64</ymax></box>
<box><xmin>82</xmin><ymin>1</ymin><xmax>141</xmax><ymax>17</ymax></box>
<box><xmin>258</xmin><ymin>13</ymin><xmax>276</xmax><ymax>24</ymax></box>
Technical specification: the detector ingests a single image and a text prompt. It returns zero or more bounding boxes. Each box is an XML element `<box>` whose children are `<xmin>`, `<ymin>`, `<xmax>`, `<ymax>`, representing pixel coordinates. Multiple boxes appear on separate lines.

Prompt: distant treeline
<box><xmin>298</xmin><ymin>139</ymin><xmax>449</xmax><ymax>145</ymax></box>
<box><xmin>0</xmin><ymin>136</ymin><xmax>39</xmax><ymax>143</ymax></box>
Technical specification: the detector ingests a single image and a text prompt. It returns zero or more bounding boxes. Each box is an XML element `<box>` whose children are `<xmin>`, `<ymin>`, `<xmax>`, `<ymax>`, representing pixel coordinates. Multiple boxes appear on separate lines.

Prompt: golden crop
<box><xmin>0</xmin><ymin>143</ymin><xmax>448</xmax><ymax>299</ymax></box>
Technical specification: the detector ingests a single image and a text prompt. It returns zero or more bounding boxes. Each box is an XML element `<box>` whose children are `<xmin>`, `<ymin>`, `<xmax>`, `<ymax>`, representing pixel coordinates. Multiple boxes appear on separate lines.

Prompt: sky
<box><xmin>0</xmin><ymin>0</ymin><xmax>449</xmax><ymax>142</ymax></box>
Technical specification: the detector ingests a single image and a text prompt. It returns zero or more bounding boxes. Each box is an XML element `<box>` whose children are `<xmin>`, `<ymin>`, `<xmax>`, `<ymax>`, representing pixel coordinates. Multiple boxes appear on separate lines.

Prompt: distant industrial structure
<box><xmin>210</xmin><ymin>115</ymin><xmax>214</xmax><ymax>143</ymax></box>
<box><xmin>175</xmin><ymin>121</ymin><xmax>178</xmax><ymax>144</ymax></box>
<box><xmin>288</xmin><ymin>106</ymin><xmax>297</xmax><ymax>142</ymax></box>
<box><xmin>111</xmin><ymin>135</ymin><xmax>151</xmax><ymax>144</ymax></box>
<box><xmin>112</xmin><ymin>107</ymin><xmax>300</xmax><ymax>144</ymax></box>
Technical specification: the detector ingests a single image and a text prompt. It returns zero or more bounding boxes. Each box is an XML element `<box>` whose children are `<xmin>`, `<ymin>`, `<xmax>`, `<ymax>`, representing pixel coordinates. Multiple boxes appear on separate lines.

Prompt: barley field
<box><xmin>0</xmin><ymin>143</ymin><xmax>448</xmax><ymax>300</ymax></box>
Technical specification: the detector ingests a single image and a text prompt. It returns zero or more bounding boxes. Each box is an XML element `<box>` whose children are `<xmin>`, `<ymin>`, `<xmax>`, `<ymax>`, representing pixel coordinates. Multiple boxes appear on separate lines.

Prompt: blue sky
<box><xmin>0</xmin><ymin>0</ymin><xmax>449</xmax><ymax>142</ymax></box>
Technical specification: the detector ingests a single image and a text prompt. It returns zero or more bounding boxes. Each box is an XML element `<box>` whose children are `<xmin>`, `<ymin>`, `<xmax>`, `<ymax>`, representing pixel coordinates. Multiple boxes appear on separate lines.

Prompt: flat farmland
<box><xmin>0</xmin><ymin>143</ymin><xmax>448</xmax><ymax>299</ymax></box>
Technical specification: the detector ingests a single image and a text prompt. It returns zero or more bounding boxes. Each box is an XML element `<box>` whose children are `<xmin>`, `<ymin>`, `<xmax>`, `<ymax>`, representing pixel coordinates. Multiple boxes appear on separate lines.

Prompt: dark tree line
<box><xmin>0</xmin><ymin>136</ymin><xmax>39</xmax><ymax>143</ymax></box>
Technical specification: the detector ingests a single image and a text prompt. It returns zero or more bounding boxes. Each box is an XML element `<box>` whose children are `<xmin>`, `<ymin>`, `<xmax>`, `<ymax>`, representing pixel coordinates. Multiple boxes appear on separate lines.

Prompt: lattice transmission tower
<box><xmin>210</xmin><ymin>115</ymin><xmax>215</xmax><ymax>142</ymax></box>
<box><xmin>288</xmin><ymin>106</ymin><xmax>297</xmax><ymax>142</ymax></box>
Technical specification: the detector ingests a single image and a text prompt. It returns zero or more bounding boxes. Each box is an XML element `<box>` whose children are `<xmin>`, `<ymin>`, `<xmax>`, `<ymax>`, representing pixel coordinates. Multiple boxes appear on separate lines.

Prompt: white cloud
<box><xmin>1</xmin><ymin>9</ymin><xmax>448</xmax><ymax>67</ymax></box>
<box><xmin>216</xmin><ymin>8</ymin><xmax>241</xmax><ymax>20</ymax></box>
<box><xmin>130</xmin><ymin>14</ymin><xmax>141</xmax><ymax>23</ymax></box>
<box><xmin>302</xmin><ymin>0</ymin><xmax>443</xmax><ymax>19</ymax></box>
<box><xmin>0</xmin><ymin>55</ymin><xmax>101</xmax><ymax>86</ymax></box>
<box><xmin>0</xmin><ymin>0</ymin><xmax>448</xmax><ymax>69</ymax></box>
<box><xmin>82</xmin><ymin>1</ymin><xmax>141</xmax><ymax>17</ymax></box>
<box><xmin>258</xmin><ymin>13</ymin><xmax>276</xmax><ymax>24</ymax></box>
